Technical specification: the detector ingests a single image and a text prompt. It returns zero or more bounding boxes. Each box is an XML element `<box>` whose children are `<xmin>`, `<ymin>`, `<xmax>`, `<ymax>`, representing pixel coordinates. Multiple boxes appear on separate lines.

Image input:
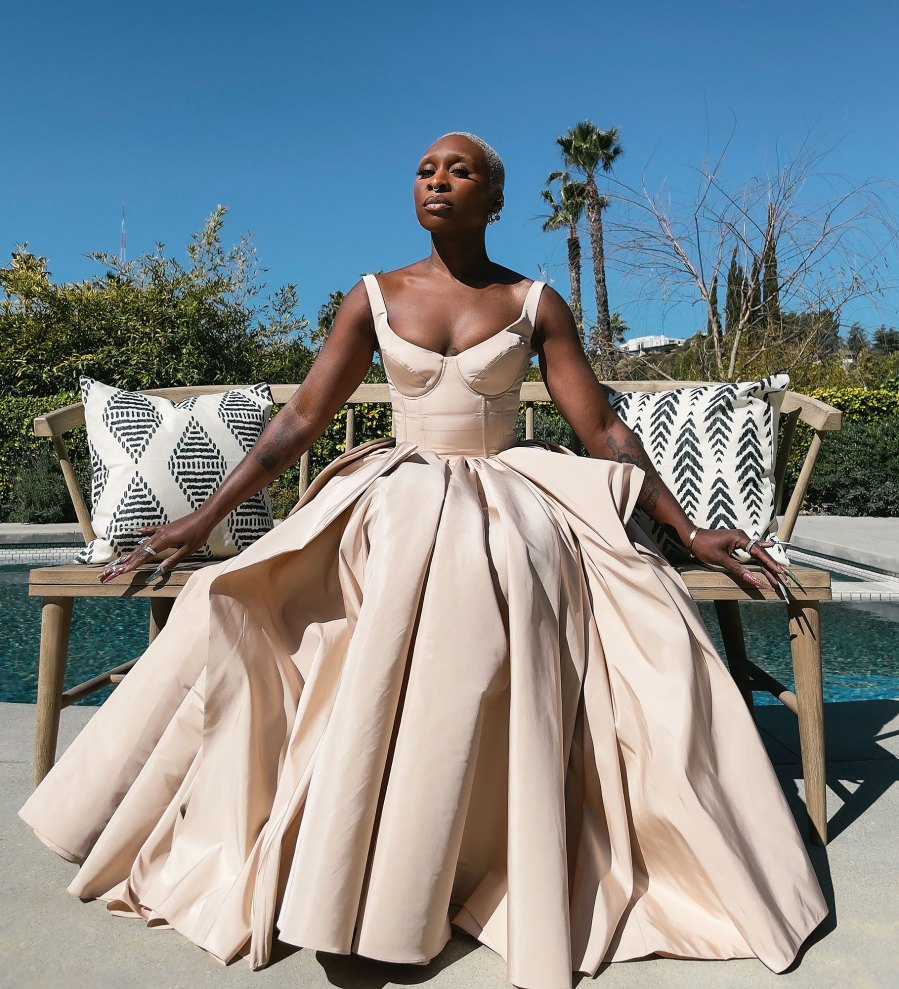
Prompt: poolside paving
<box><xmin>1</xmin><ymin>699</ymin><xmax>896</xmax><ymax>989</ymax></box>
<box><xmin>788</xmin><ymin>516</ymin><xmax>899</xmax><ymax>577</ymax></box>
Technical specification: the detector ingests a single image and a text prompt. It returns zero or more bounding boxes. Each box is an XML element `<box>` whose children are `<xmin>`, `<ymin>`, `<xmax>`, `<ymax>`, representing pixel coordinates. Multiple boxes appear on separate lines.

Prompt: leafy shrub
<box><xmin>1</xmin><ymin>209</ymin><xmax>316</xmax><ymax>397</ymax></box>
<box><xmin>807</xmin><ymin>387</ymin><xmax>899</xmax><ymax>420</ymax></box>
<box><xmin>0</xmin><ymin>392</ymin><xmax>84</xmax><ymax>519</ymax></box>
<box><xmin>5</xmin><ymin>445</ymin><xmax>79</xmax><ymax>524</ymax></box>
<box><xmin>780</xmin><ymin>387</ymin><xmax>899</xmax><ymax>515</ymax></box>
<box><xmin>802</xmin><ymin>417</ymin><xmax>899</xmax><ymax>515</ymax></box>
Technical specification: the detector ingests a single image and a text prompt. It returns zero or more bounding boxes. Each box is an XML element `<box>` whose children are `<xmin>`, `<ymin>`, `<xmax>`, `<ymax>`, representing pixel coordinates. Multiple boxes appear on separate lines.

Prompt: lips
<box><xmin>423</xmin><ymin>196</ymin><xmax>452</xmax><ymax>210</ymax></box>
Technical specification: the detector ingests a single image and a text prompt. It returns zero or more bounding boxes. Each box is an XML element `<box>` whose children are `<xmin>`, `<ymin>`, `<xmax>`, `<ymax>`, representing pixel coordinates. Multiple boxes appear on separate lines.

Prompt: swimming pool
<box><xmin>1</xmin><ymin>564</ymin><xmax>897</xmax><ymax>706</ymax></box>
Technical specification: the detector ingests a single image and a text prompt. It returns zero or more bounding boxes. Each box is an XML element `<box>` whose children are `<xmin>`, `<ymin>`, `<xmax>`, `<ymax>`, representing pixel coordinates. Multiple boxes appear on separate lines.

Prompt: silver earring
<box><xmin>487</xmin><ymin>191</ymin><xmax>504</xmax><ymax>225</ymax></box>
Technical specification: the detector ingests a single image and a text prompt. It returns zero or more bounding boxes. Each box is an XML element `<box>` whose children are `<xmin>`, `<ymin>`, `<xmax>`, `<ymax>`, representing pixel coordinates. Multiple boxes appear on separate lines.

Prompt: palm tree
<box><xmin>556</xmin><ymin>121</ymin><xmax>623</xmax><ymax>362</ymax></box>
<box><xmin>541</xmin><ymin>172</ymin><xmax>587</xmax><ymax>343</ymax></box>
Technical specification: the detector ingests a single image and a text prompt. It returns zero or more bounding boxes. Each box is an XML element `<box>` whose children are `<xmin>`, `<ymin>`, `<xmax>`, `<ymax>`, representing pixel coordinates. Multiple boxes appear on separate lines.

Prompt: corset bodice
<box><xmin>361</xmin><ymin>274</ymin><xmax>546</xmax><ymax>457</ymax></box>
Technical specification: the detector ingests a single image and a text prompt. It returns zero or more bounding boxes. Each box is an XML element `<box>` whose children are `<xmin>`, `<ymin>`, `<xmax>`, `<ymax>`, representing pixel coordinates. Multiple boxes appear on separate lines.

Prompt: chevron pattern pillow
<box><xmin>608</xmin><ymin>375</ymin><xmax>789</xmax><ymax>561</ymax></box>
<box><xmin>75</xmin><ymin>377</ymin><xmax>274</xmax><ymax>565</ymax></box>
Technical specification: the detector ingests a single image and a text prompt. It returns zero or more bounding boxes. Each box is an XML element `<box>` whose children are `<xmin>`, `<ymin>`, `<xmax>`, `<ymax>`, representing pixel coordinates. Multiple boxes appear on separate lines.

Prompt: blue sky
<box><xmin>3</xmin><ymin>0</ymin><xmax>898</xmax><ymax>341</ymax></box>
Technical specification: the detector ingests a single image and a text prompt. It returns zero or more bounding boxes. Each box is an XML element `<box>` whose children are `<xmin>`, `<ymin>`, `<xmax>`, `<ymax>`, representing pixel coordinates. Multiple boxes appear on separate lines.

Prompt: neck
<box><xmin>426</xmin><ymin>231</ymin><xmax>495</xmax><ymax>284</ymax></box>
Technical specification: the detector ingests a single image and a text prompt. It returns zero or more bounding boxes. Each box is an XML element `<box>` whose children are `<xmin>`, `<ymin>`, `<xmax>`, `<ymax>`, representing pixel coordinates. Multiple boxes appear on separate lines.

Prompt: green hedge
<box><xmin>806</xmin><ymin>386</ymin><xmax>899</xmax><ymax>419</ymax></box>
<box><xmin>802</xmin><ymin>418</ymin><xmax>899</xmax><ymax>515</ymax></box>
<box><xmin>0</xmin><ymin>392</ymin><xmax>85</xmax><ymax>521</ymax></box>
<box><xmin>782</xmin><ymin>387</ymin><xmax>899</xmax><ymax>516</ymax></box>
<box><xmin>2</xmin><ymin>385</ymin><xmax>897</xmax><ymax>524</ymax></box>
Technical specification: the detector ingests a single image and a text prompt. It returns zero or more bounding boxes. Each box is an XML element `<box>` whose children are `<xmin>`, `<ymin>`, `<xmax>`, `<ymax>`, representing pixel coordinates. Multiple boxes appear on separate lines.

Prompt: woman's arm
<box><xmin>102</xmin><ymin>279</ymin><xmax>378</xmax><ymax>580</ymax></box>
<box><xmin>532</xmin><ymin>284</ymin><xmax>785</xmax><ymax>592</ymax></box>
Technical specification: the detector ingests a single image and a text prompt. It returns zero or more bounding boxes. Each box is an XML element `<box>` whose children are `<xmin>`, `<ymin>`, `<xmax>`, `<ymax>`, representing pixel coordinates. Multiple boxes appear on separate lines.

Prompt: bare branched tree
<box><xmin>604</xmin><ymin>124</ymin><xmax>899</xmax><ymax>381</ymax></box>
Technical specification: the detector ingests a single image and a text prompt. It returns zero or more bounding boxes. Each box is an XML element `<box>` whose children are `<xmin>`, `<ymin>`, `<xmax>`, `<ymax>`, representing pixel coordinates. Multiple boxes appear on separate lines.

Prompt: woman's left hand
<box><xmin>690</xmin><ymin>528</ymin><xmax>788</xmax><ymax>596</ymax></box>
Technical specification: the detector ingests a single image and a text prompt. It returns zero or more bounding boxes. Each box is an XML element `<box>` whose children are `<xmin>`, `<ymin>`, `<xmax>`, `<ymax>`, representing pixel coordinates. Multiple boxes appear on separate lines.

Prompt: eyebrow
<box><xmin>418</xmin><ymin>152</ymin><xmax>476</xmax><ymax>165</ymax></box>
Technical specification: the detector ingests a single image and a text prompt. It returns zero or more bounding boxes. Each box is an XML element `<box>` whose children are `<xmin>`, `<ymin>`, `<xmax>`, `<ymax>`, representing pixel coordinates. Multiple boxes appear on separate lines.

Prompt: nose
<box><xmin>427</xmin><ymin>168</ymin><xmax>448</xmax><ymax>191</ymax></box>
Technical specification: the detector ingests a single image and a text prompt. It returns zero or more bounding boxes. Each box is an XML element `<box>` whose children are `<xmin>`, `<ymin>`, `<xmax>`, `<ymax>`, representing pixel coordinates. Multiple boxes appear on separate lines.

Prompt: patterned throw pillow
<box><xmin>607</xmin><ymin>375</ymin><xmax>789</xmax><ymax>561</ymax></box>
<box><xmin>75</xmin><ymin>377</ymin><xmax>274</xmax><ymax>564</ymax></box>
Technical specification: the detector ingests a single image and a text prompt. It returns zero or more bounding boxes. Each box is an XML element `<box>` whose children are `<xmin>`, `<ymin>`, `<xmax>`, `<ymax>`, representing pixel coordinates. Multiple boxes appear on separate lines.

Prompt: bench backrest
<box><xmin>34</xmin><ymin>380</ymin><xmax>842</xmax><ymax>545</ymax></box>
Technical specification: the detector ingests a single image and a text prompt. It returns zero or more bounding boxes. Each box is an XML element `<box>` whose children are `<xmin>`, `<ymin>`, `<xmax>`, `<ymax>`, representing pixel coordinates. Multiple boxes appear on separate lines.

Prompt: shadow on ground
<box><xmin>757</xmin><ymin>699</ymin><xmax>899</xmax><ymax>974</ymax></box>
<box><xmin>2</xmin><ymin>699</ymin><xmax>897</xmax><ymax>988</ymax></box>
<box><xmin>758</xmin><ymin>698</ymin><xmax>899</xmax><ymax>838</ymax></box>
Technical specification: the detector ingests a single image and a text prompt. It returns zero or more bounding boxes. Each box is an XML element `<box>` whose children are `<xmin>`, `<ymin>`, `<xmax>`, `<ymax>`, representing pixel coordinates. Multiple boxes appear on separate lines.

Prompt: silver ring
<box><xmin>745</xmin><ymin>536</ymin><xmax>760</xmax><ymax>554</ymax></box>
<box><xmin>141</xmin><ymin>543</ymin><xmax>156</xmax><ymax>556</ymax></box>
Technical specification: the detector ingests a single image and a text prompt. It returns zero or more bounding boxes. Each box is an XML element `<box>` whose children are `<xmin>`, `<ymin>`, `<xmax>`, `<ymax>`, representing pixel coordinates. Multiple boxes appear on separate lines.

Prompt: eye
<box><xmin>415</xmin><ymin>165</ymin><xmax>470</xmax><ymax>178</ymax></box>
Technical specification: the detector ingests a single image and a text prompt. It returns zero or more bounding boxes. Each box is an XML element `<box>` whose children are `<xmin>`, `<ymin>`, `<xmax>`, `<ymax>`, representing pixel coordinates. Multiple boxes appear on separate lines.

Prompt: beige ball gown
<box><xmin>19</xmin><ymin>275</ymin><xmax>828</xmax><ymax>989</ymax></box>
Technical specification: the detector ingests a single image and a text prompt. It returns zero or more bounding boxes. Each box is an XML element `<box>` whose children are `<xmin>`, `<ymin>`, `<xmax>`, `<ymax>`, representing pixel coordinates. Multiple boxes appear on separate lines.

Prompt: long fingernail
<box><xmin>148</xmin><ymin>565</ymin><xmax>168</xmax><ymax>582</ymax></box>
<box><xmin>742</xmin><ymin>572</ymin><xmax>765</xmax><ymax>589</ymax></box>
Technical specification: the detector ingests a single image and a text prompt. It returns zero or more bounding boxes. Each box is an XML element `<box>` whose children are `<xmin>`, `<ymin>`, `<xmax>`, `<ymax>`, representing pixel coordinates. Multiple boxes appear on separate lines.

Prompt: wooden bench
<box><xmin>28</xmin><ymin>381</ymin><xmax>841</xmax><ymax>844</ymax></box>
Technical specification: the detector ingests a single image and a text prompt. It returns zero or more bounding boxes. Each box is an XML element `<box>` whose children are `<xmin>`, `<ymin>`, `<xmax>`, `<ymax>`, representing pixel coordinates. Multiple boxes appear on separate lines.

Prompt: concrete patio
<box><xmin>2</xmin><ymin>698</ymin><xmax>896</xmax><ymax>989</ymax></box>
<box><xmin>788</xmin><ymin>516</ymin><xmax>899</xmax><ymax>577</ymax></box>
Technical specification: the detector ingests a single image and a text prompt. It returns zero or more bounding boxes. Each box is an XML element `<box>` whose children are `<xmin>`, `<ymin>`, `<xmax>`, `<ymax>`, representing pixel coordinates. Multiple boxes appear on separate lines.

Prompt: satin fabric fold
<box><xmin>19</xmin><ymin>439</ymin><xmax>827</xmax><ymax>989</ymax></box>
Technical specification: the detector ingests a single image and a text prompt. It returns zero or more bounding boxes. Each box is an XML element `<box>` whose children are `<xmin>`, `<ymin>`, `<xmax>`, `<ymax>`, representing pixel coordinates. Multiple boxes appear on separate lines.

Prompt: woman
<box><xmin>19</xmin><ymin>132</ymin><xmax>827</xmax><ymax>989</ymax></box>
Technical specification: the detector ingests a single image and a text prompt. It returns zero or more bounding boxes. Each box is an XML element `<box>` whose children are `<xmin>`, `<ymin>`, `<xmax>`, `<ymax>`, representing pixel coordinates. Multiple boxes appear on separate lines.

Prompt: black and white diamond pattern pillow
<box><xmin>76</xmin><ymin>377</ymin><xmax>274</xmax><ymax>564</ymax></box>
<box><xmin>607</xmin><ymin>375</ymin><xmax>789</xmax><ymax>561</ymax></box>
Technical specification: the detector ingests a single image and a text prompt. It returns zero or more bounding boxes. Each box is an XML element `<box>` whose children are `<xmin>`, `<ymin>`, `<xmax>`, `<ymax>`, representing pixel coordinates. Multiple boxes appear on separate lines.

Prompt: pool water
<box><xmin>1</xmin><ymin>564</ymin><xmax>897</xmax><ymax>706</ymax></box>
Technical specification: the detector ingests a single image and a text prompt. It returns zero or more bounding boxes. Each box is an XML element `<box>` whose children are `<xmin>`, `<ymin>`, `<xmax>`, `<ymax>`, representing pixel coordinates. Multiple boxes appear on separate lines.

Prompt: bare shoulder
<box><xmin>530</xmin><ymin>282</ymin><xmax>577</xmax><ymax>347</ymax></box>
<box><xmin>329</xmin><ymin>277</ymin><xmax>376</xmax><ymax>341</ymax></box>
<box><xmin>534</xmin><ymin>280</ymin><xmax>571</xmax><ymax>311</ymax></box>
<box><xmin>339</xmin><ymin>276</ymin><xmax>373</xmax><ymax>315</ymax></box>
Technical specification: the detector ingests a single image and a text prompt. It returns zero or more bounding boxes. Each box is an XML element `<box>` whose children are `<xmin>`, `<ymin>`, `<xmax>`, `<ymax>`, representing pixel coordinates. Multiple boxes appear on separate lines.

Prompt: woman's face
<box><xmin>413</xmin><ymin>136</ymin><xmax>499</xmax><ymax>232</ymax></box>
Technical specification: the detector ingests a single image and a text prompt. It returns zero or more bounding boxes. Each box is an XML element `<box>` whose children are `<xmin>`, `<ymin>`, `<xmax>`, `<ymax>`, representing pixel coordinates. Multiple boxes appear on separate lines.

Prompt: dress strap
<box><xmin>523</xmin><ymin>279</ymin><xmax>545</xmax><ymax>331</ymax></box>
<box><xmin>361</xmin><ymin>273</ymin><xmax>388</xmax><ymax>321</ymax></box>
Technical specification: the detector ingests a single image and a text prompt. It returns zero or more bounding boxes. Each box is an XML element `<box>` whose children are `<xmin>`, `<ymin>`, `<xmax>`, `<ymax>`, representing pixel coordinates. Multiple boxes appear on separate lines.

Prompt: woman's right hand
<box><xmin>98</xmin><ymin>512</ymin><xmax>216</xmax><ymax>583</ymax></box>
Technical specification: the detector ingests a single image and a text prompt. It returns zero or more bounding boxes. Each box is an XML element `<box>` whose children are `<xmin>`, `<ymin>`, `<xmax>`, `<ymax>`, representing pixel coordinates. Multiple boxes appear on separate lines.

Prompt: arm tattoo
<box><xmin>606</xmin><ymin>434</ymin><xmax>649</xmax><ymax>470</ymax></box>
<box><xmin>254</xmin><ymin>412</ymin><xmax>300</xmax><ymax>478</ymax></box>
<box><xmin>637</xmin><ymin>481</ymin><xmax>661</xmax><ymax>513</ymax></box>
<box><xmin>606</xmin><ymin>434</ymin><xmax>660</xmax><ymax>512</ymax></box>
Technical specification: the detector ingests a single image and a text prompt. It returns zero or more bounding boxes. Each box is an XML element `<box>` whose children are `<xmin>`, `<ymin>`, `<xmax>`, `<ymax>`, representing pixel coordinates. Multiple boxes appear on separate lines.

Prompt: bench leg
<box><xmin>149</xmin><ymin>597</ymin><xmax>174</xmax><ymax>644</ymax></box>
<box><xmin>33</xmin><ymin>597</ymin><xmax>73</xmax><ymax>788</ymax></box>
<box><xmin>713</xmin><ymin>600</ymin><xmax>755</xmax><ymax>716</ymax></box>
<box><xmin>788</xmin><ymin>600</ymin><xmax>827</xmax><ymax>845</ymax></box>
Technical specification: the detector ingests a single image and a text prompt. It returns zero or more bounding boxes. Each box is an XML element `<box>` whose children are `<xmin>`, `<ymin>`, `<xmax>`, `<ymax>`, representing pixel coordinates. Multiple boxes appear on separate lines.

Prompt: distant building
<box><xmin>618</xmin><ymin>334</ymin><xmax>686</xmax><ymax>354</ymax></box>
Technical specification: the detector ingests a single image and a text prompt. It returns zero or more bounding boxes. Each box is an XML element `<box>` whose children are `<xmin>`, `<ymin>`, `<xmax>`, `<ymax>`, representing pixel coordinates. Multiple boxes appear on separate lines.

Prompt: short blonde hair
<box><xmin>435</xmin><ymin>131</ymin><xmax>505</xmax><ymax>193</ymax></box>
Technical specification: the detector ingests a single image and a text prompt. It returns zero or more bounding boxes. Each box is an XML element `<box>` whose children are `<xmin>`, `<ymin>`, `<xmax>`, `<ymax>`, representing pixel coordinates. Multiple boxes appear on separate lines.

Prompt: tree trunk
<box><xmin>567</xmin><ymin>224</ymin><xmax>584</xmax><ymax>343</ymax></box>
<box><xmin>585</xmin><ymin>177</ymin><xmax>613</xmax><ymax>374</ymax></box>
<box><xmin>706</xmin><ymin>271</ymin><xmax>724</xmax><ymax>377</ymax></box>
